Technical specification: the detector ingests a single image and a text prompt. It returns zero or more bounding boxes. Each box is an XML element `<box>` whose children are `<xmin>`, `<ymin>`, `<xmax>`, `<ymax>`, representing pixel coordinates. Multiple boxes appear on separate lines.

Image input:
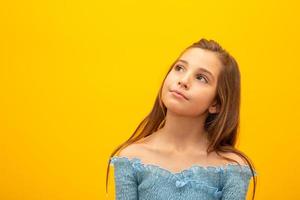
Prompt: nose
<box><xmin>178</xmin><ymin>73</ymin><xmax>190</xmax><ymax>89</ymax></box>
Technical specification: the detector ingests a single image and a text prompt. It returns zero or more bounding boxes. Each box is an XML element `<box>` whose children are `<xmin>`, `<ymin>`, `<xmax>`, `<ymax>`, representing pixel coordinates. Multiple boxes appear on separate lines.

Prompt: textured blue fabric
<box><xmin>110</xmin><ymin>156</ymin><xmax>258</xmax><ymax>200</ymax></box>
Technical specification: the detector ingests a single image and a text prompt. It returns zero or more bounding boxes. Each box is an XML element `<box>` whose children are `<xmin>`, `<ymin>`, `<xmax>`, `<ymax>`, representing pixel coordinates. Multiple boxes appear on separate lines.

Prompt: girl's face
<box><xmin>161</xmin><ymin>47</ymin><xmax>223</xmax><ymax>117</ymax></box>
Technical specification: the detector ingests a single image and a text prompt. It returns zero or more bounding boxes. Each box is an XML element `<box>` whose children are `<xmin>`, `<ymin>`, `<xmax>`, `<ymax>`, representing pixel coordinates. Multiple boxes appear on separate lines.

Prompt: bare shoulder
<box><xmin>219</xmin><ymin>152</ymin><xmax>249</xmax><ymax>166</ymax></box>
<box><xmin>117</xmin><ymin>133</ymin><xmax>156</xmax><ymax>157</ymax></box>
<box><xmin>118</xmin><ymin>143</ymin><xmax>146</xmax><ymax>159</ymax></box>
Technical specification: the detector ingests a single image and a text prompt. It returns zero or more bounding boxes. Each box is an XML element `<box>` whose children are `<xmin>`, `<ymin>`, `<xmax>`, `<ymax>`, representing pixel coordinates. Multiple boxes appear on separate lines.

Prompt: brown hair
<box><xmin>105</xmin><ymin>38</ymin><xmax>257</xmax><ymax>200</ymax></box>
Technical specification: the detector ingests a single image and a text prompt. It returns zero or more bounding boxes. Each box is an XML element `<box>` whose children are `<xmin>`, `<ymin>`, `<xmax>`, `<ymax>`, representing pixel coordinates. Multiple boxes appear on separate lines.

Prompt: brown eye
<box><xmin>196</xmin><ymin>75</ymin><xmax>208</xmax><ymax>83</ymax></box>
<box><xmin>174</xmin><ymin>64</ymin><xmax>184</xmax><ymax>71</ymax></box>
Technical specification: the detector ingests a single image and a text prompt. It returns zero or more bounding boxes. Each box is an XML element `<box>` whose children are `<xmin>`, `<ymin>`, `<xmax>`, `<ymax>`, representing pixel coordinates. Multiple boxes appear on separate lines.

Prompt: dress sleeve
<box><xmin>110</xmin><ymin>157</ymin><xmax>138</xmax><ymax>200</ymax></box>
<box><xmin>221</xmin><ymin>165</ymin><xmax>257</xmax><ymax>200</ymax></box>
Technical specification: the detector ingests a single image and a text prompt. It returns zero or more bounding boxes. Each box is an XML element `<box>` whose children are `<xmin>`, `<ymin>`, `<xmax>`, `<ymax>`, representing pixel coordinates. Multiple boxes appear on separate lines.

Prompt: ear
<box><xmin>208</xmin><ymin>99</ymin><xmax>220</xmax><ymax>114</ymax></box>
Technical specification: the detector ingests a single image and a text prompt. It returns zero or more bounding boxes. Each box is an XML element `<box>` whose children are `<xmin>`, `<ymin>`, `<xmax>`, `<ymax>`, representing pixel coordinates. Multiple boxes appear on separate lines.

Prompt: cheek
<box><xmin>190</xmin><ymin>88</ymin><xmax>216</xmax><ymax>107</ymax></box>
<box><xmin>161</xmin><ymin>82</ymin><xmax>171</xmax><ymax>101</ymax></box>
<box><xmin>193</xmin><ymin>88</ymin><xmax>212</xmax><ymax>100</ymax></box>
<box><xmin>162</xmin><ymin>75</ymin><xmax>173</xmax><ymax>92</ymax></box>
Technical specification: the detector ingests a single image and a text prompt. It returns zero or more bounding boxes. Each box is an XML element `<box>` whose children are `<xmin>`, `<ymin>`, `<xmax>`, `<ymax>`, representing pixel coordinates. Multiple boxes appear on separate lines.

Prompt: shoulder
<box><xmin>110</xmin><ymin>144</ymin><xmax>142</xmax><ymax>166</ymax></box>
<box><xmin>219</xmin><ymin>152</ymin><xmax>249</xmax><ymax>166</ymax></box>
<box><xmin>118</xmin><ymin>143</ymin><xmax>146</xmax><ymax>159</ymax></box>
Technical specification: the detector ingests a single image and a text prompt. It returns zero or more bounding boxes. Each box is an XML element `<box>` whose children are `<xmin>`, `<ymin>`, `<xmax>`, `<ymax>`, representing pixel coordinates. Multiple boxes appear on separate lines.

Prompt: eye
<box><xmin>174</xmin><ymin>64</ymin><xmax>184</xmax><ymax>71</ymax></box>
<box><xmin>174</xmin><ymin>64</ymin><xmax>208</xmax><ymax>83</ymax></box>
<box><xmin>196</xmin><ymin>74</ymin><xmax>208</xmax><ymax>83</ymax></box>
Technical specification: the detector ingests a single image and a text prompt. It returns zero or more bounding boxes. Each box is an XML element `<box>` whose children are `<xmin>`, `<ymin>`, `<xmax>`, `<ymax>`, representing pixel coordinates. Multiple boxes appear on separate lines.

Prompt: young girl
<box><xmin>106</xmin><ymin>38</ymin><xmax>258</xmax><ymax>200</ymax></box>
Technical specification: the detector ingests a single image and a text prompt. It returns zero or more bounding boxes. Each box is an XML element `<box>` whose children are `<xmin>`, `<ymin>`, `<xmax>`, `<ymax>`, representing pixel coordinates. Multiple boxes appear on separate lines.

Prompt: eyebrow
<box><xmin>177</xmin><ymin>59</ymin><xmax>215</xmax><ymax>81</ymax></box>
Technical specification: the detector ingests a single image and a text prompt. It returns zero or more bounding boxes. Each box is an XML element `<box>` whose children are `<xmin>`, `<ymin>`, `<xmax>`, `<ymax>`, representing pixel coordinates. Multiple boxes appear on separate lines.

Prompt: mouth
<box><xmin>169</xmin><ymin>89</ymin><xmax>189</xmax><ymax>100</ymax></box>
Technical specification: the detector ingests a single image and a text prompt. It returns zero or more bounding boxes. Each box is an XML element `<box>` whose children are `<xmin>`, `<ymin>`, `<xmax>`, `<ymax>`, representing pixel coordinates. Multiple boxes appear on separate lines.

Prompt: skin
<box><xmin>149</xmin><ymin>47</ymin><xmax>222</xmax><ymax>153</ymax></box>
<box><xmin>119</xmin><ymin>48</ymin><xmax>245</xmax><ymax>172</ymax></box>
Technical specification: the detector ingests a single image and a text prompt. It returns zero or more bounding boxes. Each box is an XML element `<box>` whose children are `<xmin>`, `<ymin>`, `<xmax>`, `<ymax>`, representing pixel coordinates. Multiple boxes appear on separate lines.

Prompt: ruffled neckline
<box><xmin>110</xmin><ymin>155</ymin><xmax>255</xmax><ymax>177</ymax></box>
<box><xmin>110</xmin><ymin>155</ymin><xmax>257</xmax><ymax>199</ymax></box>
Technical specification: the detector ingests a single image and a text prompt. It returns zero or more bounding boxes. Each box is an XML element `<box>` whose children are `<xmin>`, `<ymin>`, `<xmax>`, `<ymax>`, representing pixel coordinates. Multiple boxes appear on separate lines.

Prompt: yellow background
<box><xmin>1</xmin><ymin>0</ymin><xmax>299</xmax><ymax>199</ymax></box>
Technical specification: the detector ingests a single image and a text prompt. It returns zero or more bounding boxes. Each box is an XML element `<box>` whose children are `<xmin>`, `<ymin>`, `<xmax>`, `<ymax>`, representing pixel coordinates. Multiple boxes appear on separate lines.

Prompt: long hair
<box><xmin>105</xmin><ymin>38</ymin><xmax>257</xmax><ymax>200</ymax></box>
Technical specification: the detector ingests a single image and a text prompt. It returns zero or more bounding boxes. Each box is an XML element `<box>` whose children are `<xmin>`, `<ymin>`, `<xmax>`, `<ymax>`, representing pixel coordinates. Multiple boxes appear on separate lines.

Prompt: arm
<box><xmin>221</xmin><ymin>166</ymin><xmax>256</xmax><ymax>200</ymax></box>
<box><xmin>110</xmin><ymin>156</ymin><xmax>138</xmax><ymax>200</ymax></box>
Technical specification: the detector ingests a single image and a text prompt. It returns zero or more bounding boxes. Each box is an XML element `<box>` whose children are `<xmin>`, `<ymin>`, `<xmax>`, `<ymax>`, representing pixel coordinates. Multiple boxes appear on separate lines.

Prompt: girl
<box><xmin>106</xmin><ymin>38</ymin><xmax>258</xmax><ymax>200</ymax></box>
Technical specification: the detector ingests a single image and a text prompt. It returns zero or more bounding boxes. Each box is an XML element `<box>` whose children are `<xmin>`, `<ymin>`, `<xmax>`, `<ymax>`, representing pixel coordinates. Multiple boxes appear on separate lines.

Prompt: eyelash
<box><xmin>174</xmin><ymin>64</ymin><xmax>209</xmax><ymax>83</ymax></box>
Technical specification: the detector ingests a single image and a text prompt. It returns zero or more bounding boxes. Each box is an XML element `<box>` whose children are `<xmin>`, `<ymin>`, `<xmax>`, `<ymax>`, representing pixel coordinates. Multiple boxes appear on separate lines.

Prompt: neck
<box><xmin>154</xmin><ymin>110</ymin><xmax>210</xmax><ymax>154</ymax></box>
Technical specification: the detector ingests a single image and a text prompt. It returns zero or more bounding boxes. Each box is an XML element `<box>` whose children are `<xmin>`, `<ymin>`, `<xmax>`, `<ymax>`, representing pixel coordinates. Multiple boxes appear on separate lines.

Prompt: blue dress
<box><xmin>110</xmin><ymin>156</ymin><xmax>258</xmax><ymax>200</ymax></box>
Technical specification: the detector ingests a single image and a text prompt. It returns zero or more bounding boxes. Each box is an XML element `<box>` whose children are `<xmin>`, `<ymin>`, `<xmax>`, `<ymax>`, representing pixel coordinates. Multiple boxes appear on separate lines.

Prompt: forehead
<box><xmin>178</xmin><ymin>47</ymin><xmax>223</xmax><ymax>78</ymax></box>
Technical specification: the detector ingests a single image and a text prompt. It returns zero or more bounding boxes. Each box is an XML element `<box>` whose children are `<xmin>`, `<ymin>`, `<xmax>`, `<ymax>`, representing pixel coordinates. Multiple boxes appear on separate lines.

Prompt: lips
<box><xmin>170</xmin><ymin>89</ymin><xmax>189</xmax><ymax>100</ymax></box>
